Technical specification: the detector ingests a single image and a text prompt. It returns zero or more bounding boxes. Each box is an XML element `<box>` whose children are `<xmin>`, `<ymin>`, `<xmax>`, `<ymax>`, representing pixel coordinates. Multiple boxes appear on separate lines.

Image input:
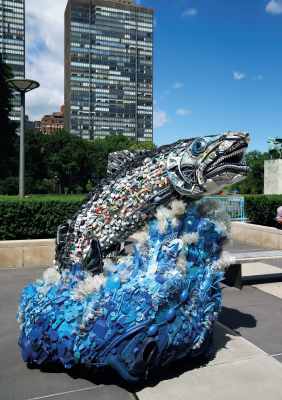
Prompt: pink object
<box><xmin>276</xmin><ymin>206</ymin><xmax>282</xmax><ymax>222</ymax></box>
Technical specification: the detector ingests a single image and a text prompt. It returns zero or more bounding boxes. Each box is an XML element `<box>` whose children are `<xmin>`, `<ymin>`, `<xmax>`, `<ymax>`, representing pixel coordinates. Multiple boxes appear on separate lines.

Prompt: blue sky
<box><xmin>137</xmin><ymin>0</ymin><xmax>282</xmax><ymax>153</ymax></box>
<box><xmin>25</xmin><ymin>0</ymin><xmax>282</xmax><ymax>153</ymax></box>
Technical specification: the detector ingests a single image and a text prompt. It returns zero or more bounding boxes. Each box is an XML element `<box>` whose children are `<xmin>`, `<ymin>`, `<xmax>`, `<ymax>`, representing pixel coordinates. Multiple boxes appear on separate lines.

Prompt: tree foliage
<box><xmin>0</xmin><ymin>54</ymin><xmax>19</xmax><ymax>179</ymax></box>
<box><xmin>226</xmin><ymin>150</ymin><xmax>269</xmax><ymax>194</ymax></box>
<box><xmin>129</xmin><ymin>141</ymin><xmax>157</xmax><ymax>150</ymax></box>
<box><xmin>0</xmin><ymin>127</ymin><xmax>158</xmax><ymax>195</ymax></box>
<box><xmin>41</xmin><ymin>129</ymin><xmax>91</xmax><ymax>191</ymax></box>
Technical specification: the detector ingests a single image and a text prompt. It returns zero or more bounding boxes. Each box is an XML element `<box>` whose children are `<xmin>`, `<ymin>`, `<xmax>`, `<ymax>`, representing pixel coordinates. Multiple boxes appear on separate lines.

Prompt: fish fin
<box><xmin>107</xmin><ymin>150</ymin><xmax>147</xmax><ymax>174</ymax></box>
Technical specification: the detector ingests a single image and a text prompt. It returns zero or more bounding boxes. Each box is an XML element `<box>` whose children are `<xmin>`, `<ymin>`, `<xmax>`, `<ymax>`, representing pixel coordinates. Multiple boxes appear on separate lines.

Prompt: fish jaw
<box><xmin>199</xmin><ymin>131</ymin><xmax>250</xmax><ymax>195</ymax></box>
<box><xmin>166</xmin><ymin>131</ymin><xmax>250</xmax><ymax>198</ymax></box>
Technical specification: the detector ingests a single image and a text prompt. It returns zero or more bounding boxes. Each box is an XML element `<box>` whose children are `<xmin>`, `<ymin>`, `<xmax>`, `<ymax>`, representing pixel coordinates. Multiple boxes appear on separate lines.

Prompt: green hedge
<box><xmin>245</xmin><ymin>195</ymin><xmax>282</xmax><ymax>227</ymax></box>
<box><xmin>0</xmin><ymin>195</ymin><xmax>85</xmax><ymax>240</ymax></box>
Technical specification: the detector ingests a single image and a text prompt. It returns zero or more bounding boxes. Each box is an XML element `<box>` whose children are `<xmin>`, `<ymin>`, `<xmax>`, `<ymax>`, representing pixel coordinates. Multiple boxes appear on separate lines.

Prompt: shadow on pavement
<box><xmin>25</xmin><ymin>326</ymin><xmax>233</xmax><ymax>393</ymax></box>
<box><xmin>219</xmin><ymin>306</ymin><xmax>257</xmax><ymax>334</ymax></box>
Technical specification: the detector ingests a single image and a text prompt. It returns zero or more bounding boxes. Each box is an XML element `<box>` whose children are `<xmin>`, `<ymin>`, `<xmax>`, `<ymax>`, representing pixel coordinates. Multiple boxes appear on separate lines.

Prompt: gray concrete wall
<box><xmin>264</xmin><ymin>159</ymin><xmax>282</xmax><ymax>194</ymax></box>
<box><xmin>0</xmin><ymin>222</ymin><xmax>281</xmax><ymax>268</ymax></box>
<box><xmin>0</xmin><ymin>239</ymin><xmax>55</xmax><ymax>268</ymax></box>
<box><xmin>231</xmin><ymin>221</ymin><xmax>282</xmax><ymax>249</ymax></box>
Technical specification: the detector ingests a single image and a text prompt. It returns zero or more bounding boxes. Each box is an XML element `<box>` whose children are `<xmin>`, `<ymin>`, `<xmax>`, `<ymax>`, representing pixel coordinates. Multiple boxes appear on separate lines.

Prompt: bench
<box><xmin>225</xmin><ymin>251</ymin><xmax>282</xmax><ymax>290</ymax></box>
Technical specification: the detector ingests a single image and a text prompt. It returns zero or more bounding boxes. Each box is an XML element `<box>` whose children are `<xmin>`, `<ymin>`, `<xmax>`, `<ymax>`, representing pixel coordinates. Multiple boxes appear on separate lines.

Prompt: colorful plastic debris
<box><xmin>18</xmin><ymin>200</ymin><xmax>236</xmax><ymax>380</ymax></box>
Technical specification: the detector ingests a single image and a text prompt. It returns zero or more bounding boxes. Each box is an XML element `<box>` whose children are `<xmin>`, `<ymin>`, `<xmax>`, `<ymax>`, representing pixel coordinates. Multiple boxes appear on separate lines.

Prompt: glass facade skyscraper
<box><xmin>64</xmin><ymin>0</ymin><xmax>153</xmax><ymax>142</ymax></box>
<box><xmin>0</xmin><ymin>0</ymin><xmax>25</xmax><ymax>124</ymax></box>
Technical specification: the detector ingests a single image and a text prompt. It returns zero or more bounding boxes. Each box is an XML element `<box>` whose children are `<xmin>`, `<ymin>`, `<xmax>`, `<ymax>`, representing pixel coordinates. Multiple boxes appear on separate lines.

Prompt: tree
<box><xmin>88</xmin><ymin>136</ymin><xmax>113</xmax><ymax>181</ymax></box>
<box><xmin>0</xmin><ymin>54</ymin><xmax>19</xmax><ymax>179</ymax></box>
<box><xmin>226</xmin><ymin>150</ymin><xmax>269</xmax><ymax>194</ymax></box>
<box><xmin>0</xmin><ymin>177</ymin><xmax>19</xmax><ymax>195</ymax></box>
<box><xmin>104</xmin><ymin>133</ymin><xmax>133</xmax><ymax>153</ymax></box>
<box><xmin>88</xmin><ymin>135</ymin><xmax>158</xmax><ymax>182</ymax></box>
<box><xmin>129</xmin><ymin>141</ymin><xmax>157</xmax><ymax>150</ymax></box>
<box><xmin>13</xmin><ymin>129</ymin><xmax>48</xmax><ymax>184</ymax></box>
<box><xmin>0</xmin><ymin>125</ymin><xmax>158</xmax><ymax>194</ymax></box>
<box><xmin>89</xmin><ymin>134</ymin><xmax>133</xmax><ymax>181</ymax></box>
<box><xmin>35</xmin><ymin>179</ymin><xmax>54</xmax><ymax>194</ymax></box>
<box><xmin>41</xmin><ymin>130</ymin><xmax>92</xmax><ymax>191</ymax></box>
<box><xmin>86</xmin><ymin>179</ymin><xmax>93</xmax><ymax>192</ymax></box>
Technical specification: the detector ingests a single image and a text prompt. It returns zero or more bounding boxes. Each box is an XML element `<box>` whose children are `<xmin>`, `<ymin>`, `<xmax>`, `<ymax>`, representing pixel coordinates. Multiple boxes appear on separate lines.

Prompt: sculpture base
<box><xmin>264</xmin><ymin>159</ymin><xmax>282</xmax><ymax>194</ymax></box>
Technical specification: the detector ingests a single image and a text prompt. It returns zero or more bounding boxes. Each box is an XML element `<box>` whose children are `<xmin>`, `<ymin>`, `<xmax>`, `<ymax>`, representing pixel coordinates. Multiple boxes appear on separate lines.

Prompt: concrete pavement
<box><xmin>0</xmin><ymin>266</ymin><xmax>136</xmax><ymax>400</ymax></box>
<box><xmin>136</xmin><ymin>324</ymin><xmax>282</xmax><ymax>400</ymax></box>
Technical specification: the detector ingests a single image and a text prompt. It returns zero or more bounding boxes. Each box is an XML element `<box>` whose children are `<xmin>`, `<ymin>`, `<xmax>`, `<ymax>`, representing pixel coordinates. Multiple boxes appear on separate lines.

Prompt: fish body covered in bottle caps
<box><xmin>54</xmin><ymin>131</ymin><xmax>250</xmax><ymax>274</ymax></box>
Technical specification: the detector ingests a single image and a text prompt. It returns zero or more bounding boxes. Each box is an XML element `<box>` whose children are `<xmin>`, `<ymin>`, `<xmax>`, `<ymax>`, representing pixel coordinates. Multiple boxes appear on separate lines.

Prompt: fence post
<box><xmin>199</xmin><ymin>196</ymin><xmax>245</xmax><ymax>222</ymax></box>
<box><xmin>242</xmin><ymin>198</ymin><xmax>245</xmax><ymax>222</ymax></box>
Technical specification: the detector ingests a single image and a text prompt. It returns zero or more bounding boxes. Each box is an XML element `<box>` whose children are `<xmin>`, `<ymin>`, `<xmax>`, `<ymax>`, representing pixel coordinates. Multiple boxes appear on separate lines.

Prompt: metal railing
<box><xmin>198</xmin><ymin>196</ymin><xmax>245</xmax><ymax>221</ymax></box>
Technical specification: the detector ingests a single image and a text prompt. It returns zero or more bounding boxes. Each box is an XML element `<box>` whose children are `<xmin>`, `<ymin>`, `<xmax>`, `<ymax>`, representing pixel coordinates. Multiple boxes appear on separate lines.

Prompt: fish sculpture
<box><xmin>55</xmin><ymin>131</ymin><xmax>250</xmax><ymax>274</ymax></box>
<box><xmin>17</xmin><ymin>131</ymin><xmax>250</xmax><ymax>382</ymax></box>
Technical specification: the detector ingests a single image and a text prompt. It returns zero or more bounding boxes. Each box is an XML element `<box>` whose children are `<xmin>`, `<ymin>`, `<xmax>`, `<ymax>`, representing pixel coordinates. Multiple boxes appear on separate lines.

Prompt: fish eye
<box><xmin>191</xmin><ymin>139</ymin><xmax>207</xmax><ymax>155</ymax></box>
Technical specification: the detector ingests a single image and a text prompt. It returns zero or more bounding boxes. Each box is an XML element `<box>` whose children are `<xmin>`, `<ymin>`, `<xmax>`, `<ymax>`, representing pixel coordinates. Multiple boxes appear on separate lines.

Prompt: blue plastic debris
<box><xmin>17</xmin><ymin>201</ymin><xmax>231</xmax><ymax>381</ymax></box>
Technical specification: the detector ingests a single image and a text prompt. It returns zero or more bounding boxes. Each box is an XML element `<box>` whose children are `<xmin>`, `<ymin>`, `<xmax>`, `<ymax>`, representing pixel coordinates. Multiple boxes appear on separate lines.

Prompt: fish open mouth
<box><xmin>205</xmin><ymin>147</ymin><xmax>250</xmax><ymax>179</ymax></box>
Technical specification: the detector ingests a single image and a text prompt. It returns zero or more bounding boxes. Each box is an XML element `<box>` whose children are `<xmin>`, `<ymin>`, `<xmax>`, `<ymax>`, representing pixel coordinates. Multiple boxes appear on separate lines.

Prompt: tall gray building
<box><xmin>64</xmin><ymin>0</ymin><xmax>153</xmax><ymax>142</ymax></box>
<box><xmin>0</xmin><ymin>0</ymin><xmax>25</xmax><ymax>124</ymax></box>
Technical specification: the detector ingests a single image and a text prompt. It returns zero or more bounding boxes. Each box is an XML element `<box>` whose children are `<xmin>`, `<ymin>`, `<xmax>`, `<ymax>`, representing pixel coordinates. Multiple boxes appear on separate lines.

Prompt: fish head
<box><xmin>166</xmin><ymin>131</ymin><xmax>250</xmax><ymax>198</ymax></box>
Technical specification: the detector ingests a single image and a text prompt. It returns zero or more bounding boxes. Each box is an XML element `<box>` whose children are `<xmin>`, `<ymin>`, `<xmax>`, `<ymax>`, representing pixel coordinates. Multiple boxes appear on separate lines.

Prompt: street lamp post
<box><xmin>5</xmin><ymin>78</ymin><xmax>40</xmax><ymax>198</ymax></box>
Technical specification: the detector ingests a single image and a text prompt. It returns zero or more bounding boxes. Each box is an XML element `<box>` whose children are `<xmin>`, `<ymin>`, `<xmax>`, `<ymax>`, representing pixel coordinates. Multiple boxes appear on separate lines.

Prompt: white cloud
<box><xmin>233</xmin><ymin>71</ymin><xmax>246</xmax><ymax>80</ymax></box>
<box><xmin>173</xmin><ymin>82</ymin><xmax>184</xmax><ymax>89</ymax></box>
<box><xmin>176</xmin><ymin>109</ymin><xmax>193</xmax><ymax>116</ymax></box>
<box><xmin>266</xmin><ymin>0</ymin><xmax>282</xmax><ymax>15</ymax></box>
<box><xmin>25</xmin><ymin>0</ymin><xmax>67</xmax><ymax>120</ymax></box>
<box><xmin>181</xmin><ymin>8</ymin><xmax>197</xmax><ymax>18</ymax></box>
<box><xmin>153</xmin><ymin>100</ymin><xmax>157</xmax><ymax>104</ymax></box>
<box><xmin>175</xmin><ymin>0</ymin><xmax>186</xmax><ymax>7</ymax></box>
<box><xmin>154</xmin><ymin>109</ymin><xmax>172</xmax><ymax>128</ymax></box>
<box><xmin>154</xmin><ymin>17</ymin><xmax>157</xmax><ymax>27</ymax></box>
<box><xmin>160</xmin><ymin>90</ymin><xmax>170</xmax><ymax>99</ymax></box>
<box><xmin>254</xmin><ymin>75</ymin><xmax>265</xmax><ymax>80</ymax></box>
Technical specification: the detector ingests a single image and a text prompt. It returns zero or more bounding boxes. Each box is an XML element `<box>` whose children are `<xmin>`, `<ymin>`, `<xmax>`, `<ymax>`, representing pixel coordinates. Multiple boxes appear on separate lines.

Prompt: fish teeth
<box><xmin>211</xmin><ymin>149</ymin><xmax>244</xmax><ymax>167</ymax></box>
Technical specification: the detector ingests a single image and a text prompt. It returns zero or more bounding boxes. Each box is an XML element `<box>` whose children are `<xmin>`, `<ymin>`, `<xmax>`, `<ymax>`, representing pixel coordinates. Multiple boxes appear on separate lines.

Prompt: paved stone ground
<box><xmin>218</xmin><ymin>241</ymin><xmax>282</xmax><ymax>363</ymax></box>
<box><xmin>1</xmin><ymin>239</ymin><xmax>282</xmax><ymax>400</ymax></box>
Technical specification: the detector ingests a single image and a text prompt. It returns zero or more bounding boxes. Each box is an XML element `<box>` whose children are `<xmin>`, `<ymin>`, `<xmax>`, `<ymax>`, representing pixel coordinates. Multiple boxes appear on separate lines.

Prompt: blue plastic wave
<box><xmin>17</xmin><ymin>202</ymin><xmax>225</xmax><ymax>381</ymax></box>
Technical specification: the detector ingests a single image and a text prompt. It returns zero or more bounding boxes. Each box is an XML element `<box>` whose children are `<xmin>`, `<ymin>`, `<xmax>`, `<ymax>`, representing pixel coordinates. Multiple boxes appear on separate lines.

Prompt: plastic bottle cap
<box><xmin>167</xmin><ymin>326</ymin><xmax>174</xmax><ymax>333</ymax></box>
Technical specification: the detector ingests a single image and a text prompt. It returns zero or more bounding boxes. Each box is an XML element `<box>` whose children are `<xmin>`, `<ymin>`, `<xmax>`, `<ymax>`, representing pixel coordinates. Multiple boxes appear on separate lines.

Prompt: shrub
<box><xmin>75</xmin><ymin>184</ymin><xmax>83</xmax><ymax>194</ymax></box>
<box><xmin>35</xmin><ymin>179</ymin><xmax>54</xmax><ymax>194</ymax></box>
<box><xmin>244</xmin><ymin>195</ymin><xmax>282</xmax><ymax>227</ymax></box>
<box><xmin>86</xmin><ymin>179</ymin><xmax>93</xmax><ymax>192</ymax></box>
<box><xmin>0</xmin><ymin>177</ymin><xmax>19</xmax><ymax>195</ymax></box>
<box><xmin>0</xmin><ymin>195</ymin><xmax>85</xmax><ymax>240</ymax></box>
